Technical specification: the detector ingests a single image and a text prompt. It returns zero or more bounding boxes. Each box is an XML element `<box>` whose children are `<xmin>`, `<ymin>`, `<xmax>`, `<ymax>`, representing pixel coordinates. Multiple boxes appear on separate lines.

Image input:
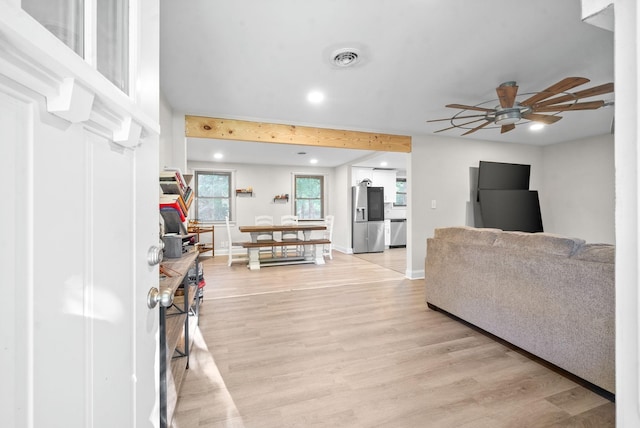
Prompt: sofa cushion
<box><xmin>433</xmin><ymin>226</ymin><xmax>500</xmax><ymax>246</ymax></box>
<box><xmin>493</xmin><ymin>231</ymin><xmax>585</xmax><ymax>257</ymax></box>
<box><xmin>571</xmin><ymin>243</ymin><xmax>615</xmax><ymax>264</ymax></box>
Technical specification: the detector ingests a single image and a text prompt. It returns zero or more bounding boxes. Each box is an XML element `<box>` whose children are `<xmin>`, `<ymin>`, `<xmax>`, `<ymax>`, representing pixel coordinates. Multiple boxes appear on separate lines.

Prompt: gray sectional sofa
<box><xmin>424</xmin><ymin>226</ymin><xmax>615</xmax><ymax>394</ymax></box>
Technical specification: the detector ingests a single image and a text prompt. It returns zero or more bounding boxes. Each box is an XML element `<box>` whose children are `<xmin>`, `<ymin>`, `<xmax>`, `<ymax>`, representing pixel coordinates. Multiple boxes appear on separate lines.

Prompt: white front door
<box><xmin>0</xmin><ymin>90</ymin><xmax>160</xmax><ymax>428</ymax></box>
<box><xmin>0</xmin><ymin>3</ymin><xmax>160</xmax><ymax>427</ymax></box>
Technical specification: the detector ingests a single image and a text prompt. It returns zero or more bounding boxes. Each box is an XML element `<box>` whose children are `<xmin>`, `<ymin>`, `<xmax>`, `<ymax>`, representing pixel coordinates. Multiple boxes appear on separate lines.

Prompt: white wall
<box><xmin>541</xmin><ymin>134</ymin><xmax>615</xmax><ymax>244</ymax></box>
<box><xmin>408</xmin><ymin>133</ymin><xmax>616</xmax><ymax>278</ymax></box>
<box><xmin>409</xmin><ymin>135</ymin><xmax>544</xmax><ymax>278</ymax></box>
<box><xmin>187</xmin><ymin>160</ymin><xmax>335</xmax><ymax>251</ymax></box>
<box><xmin>332</xmin><ymin>163</ymin><xmax>352</xmax><ymax>253</ymax></box>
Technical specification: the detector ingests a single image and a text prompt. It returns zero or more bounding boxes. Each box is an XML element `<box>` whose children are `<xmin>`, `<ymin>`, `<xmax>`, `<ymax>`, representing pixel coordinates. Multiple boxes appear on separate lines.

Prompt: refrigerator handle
<box><xmin>357</xmin><ymin>207</ymin><xmax>367</xmax><ymax>222</ymax></box>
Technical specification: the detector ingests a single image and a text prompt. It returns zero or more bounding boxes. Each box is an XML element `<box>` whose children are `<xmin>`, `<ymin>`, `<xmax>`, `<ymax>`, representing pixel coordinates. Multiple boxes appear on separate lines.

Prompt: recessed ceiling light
<box><xmin>310</xmin><ymin>158</ymin><xmax>318</xmax><ymax>164</ymax></box>
<box><xmin>380</xmin><ymin>161</ymin><xmax>388</xmax><ymax>167</ymax></box>
<box><xmin>213</xmin><ymin>152</ymin><xmax>223</xmax><ymax>159</ymax></box>
<box><xmin>530</xmin><ymin>123</ymin><xmax>545</xmax><ymax>131</ymax></box>
<box><xmin>307</xmin><ymin>91</ymin><xmax>324</xmax><ymax>103</ymax></box>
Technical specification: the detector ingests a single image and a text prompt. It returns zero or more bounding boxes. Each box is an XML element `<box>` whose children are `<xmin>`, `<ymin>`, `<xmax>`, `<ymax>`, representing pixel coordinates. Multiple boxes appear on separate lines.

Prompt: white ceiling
<box><xmin>160</xmin><ymin>0</ymin><xmax>614</xmax><ymax>169</ymax></box>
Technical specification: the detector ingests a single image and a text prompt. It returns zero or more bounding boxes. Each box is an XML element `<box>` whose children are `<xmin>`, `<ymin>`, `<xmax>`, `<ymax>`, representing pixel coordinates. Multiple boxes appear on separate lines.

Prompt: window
<box><xmin>23</xmin><ymin>0</ymin><xmax>84</xmax><ymax>56</ymax></box>
<box><xmin>97</xmin><ymin>0</ymin><xmax>129</xmax><ymax>92</ymax></box>
<box><xmin>395</xmin><ymin>178</ymin><xmax>407</xmax><ymax>206</ymax></box>
<box><xmin>195</xmin><ymin>171</ymin><xmax>232</xmax><ymax>222</ymax></box>
<box><xmin>23</xmin><ymin>0</ymin><xmax>129</xmax><ymax>92</ymax></box>
<box><xmin>294</xmin><ymin>175</ymin><xmax>324</xmax><ymax>220</ymax></box>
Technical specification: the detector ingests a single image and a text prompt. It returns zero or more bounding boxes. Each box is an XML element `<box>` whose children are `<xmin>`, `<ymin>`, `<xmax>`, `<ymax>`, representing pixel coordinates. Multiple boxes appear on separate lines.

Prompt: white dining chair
<box><xmin>225</xmin><ymin>216</ymin><xmax>249</xmax><ymax>266</ymax></box>
<box><xmin>254</xmin><ymin>215</ymin><xmax>276</xmax><ymax>257</ymax></box>
<box><xmin>280</xmin><ymin>214</ymin><xmax>300</xmax><ymax>257</ymax></box>
<box><xmin>323</xmin><ymin>215</ymin><xmax>334</xmax><ymax>260</ymax></box>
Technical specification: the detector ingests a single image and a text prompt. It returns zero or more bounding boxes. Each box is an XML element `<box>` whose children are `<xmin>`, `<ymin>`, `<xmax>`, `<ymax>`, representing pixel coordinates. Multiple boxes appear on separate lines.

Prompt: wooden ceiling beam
<box><xmin>185</xmin><ymin>116</ymin><xmax>411</xmax><ymax>153</ymax></box>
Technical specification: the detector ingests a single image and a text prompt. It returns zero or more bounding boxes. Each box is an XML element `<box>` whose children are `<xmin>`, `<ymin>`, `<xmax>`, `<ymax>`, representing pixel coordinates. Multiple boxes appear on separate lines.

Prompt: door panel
<box><xmin>133</xmin><ymin>134</ymin><xmax>161</xmax><ymax>427</ymax></box>
<box><xmin>0</xmin><ymin>87</ymin><xmax>31</xmax><ymax>428</ymax></box>
<box><xmin>1</xmin><ymin>90</ymin><xmax>159</xmax><ymax>427</ymax></box>
<box><xmin>352</xmin><ymin>222</ymin><xmax>368</xmax><ymax>254</ymax></box>
<box><xmin>90</xmin><ymin>133</ymin><xmax>137</xmax><ymax>427</ymax></box>
<box><xmin>367</xmin><ymin>187</ymin><xmax>385</xmax><ymax>221</ymax></box>
<box><xmin>368</xmin><ymin>222</ymin><xmax>385</xmax><ymax>252</ymax></box>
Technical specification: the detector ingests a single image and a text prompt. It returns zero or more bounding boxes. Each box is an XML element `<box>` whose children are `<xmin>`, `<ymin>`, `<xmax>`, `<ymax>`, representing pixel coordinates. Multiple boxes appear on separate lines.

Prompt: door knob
<box><xmin>147</xmin><ymin>287</ymin><xmax>173</xmax><ymax>309</ymax></box>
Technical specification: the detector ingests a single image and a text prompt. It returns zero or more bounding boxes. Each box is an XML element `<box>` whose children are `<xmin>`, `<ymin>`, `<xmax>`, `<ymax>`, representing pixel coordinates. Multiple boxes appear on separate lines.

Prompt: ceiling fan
<box><xmin>427</xmin><ymin>77</ymin><xmax>614</xmax><ymax>136</ymax></box>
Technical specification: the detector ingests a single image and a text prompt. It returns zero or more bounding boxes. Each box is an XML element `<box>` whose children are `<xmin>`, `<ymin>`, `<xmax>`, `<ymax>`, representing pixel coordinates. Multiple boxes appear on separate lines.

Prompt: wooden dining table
<box><xmin>238</xmin><ymin>224</ymin><xmax>329</xmax><ymax>270</ymax></box>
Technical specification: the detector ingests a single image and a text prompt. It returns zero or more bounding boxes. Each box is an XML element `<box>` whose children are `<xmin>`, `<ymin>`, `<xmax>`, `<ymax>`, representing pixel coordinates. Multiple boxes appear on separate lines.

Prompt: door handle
<box><xmin>147</xmin><ymin>287</ymin><xmax>173</xmax><ymax>309</ymax></box>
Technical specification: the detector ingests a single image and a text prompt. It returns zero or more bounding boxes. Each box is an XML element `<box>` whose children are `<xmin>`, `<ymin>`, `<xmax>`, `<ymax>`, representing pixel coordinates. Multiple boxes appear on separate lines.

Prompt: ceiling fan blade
<box><xmin>435</xmin><ymin>118</ymin><xmax>485</xmax><ymax>133</ymax></box>
<box><xmin>534</xmin><ymin>100</ymin><xmax>605</xmax><ymax>112</ymax></box>
<box><xmin>426</xmin><ymin>114</ymin><xmax>487</xmax><ymax>123</ymax></box>
<box><xmin>496</xmin><ymin>84</ymin><xmax>518</xmax><ymax>108</ymax></box>
<box><xmin>533</xmin><ymin>82</ymin><xmax>614</xmax><ymax>108</ymax></box>
<box><xmin>446</xmin><ymin>103</ymin><xmax>495</xmax><ymax>113</ymax></box>
<box><xmin>520</xmin><ymin>77</ymin><xmax>591</xmax><ymax>106</ymax></box>
<box><xmin>461</xmin><ymin>120</ymin><xmax>492</xmax><ymax>136</ymax></box>
<box><xmin>501</xmin><ymin>124</ymin><xmax>516</xmax><ymax>134</ymax></box>
<box><xmin>522</xmin><ymin>112</ymin><xmax>563</xmax><ymax>124</ymax></box>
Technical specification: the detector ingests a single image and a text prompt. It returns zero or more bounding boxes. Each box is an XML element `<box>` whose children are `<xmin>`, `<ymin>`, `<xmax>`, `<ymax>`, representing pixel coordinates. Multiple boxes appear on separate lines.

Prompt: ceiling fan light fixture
<box><xmin>494</xmin><ymin>109</ymin><xmax>521</xmax><ymax>125</ymax></box>
<box><xmin>428</xmin><ymin>77</ymin><xmax>614</xmax><ymax>136</ymax></box>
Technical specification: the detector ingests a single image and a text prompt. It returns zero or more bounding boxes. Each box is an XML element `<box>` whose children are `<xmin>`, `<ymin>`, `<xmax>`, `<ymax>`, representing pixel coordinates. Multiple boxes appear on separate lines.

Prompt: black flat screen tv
<box><xmin>477</xmin><ymin>161</ymin><xmax>531</xmax><ymax>190</ymax></box>
<box><xmin>477</xmin><ymin>189</ymin><xmax>543</xmax><ymax>232</ymax></box>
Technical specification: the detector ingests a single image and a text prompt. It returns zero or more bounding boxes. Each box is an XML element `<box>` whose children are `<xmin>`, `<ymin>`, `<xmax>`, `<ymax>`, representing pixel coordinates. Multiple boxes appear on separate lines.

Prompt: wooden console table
<box><xmin>158</xmin><ymin>250</ymin><xmax>200</xmax><ymax>427</ymax></box>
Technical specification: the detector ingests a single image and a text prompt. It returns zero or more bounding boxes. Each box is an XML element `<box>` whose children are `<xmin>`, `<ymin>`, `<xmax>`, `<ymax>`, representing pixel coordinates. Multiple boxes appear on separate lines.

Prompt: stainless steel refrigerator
<box><xmin>352</xmin><ymin>184</ymin><xmax>385</xmax><ymax>253</ymax></box>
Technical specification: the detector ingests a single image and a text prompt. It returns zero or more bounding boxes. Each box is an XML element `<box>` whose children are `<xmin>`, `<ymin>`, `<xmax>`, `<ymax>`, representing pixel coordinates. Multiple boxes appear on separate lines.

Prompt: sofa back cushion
<box><xmin>433</xmin><ymin>226</ymin><xmax>500</xmax><ymax>246</ymax></box>
<box><xmin>493</xmin><ymin>231</ymin><xmax>585</xmax><ymax>257</ymax></box>
<box><xmin>571</xmin><ymin>243</ymin><xmax>615</xmax><ymax>263</ymax></box>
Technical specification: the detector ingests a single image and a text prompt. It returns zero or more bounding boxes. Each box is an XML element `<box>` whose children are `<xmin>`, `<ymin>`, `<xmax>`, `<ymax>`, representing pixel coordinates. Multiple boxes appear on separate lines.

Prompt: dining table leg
<box><xmin>247</xmin><ymin>247</ymin><xmax>261</xmax><ymax>270</ymax></box>
<box><xmin>302</xmin><ymin>242</ymin><xmax>314</xmax><ymax>262</ymax></box>
<box><xmin>313</xmin><ymin>243</ymin><xmax>325</xmax><ymax>265</ymax></box>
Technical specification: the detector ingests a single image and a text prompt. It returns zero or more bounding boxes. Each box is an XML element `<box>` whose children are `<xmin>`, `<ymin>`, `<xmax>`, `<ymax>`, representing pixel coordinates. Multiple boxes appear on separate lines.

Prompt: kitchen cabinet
<box><xmin>372</xmin><ymin>169</ymin><xmax>397</xmax><ymax>203</ymax></box>
<box><xmin>352</xmin><ymin>167</ymin><xmax>397</xmax><ymax>203</ymax></box>
<box><xmin>353</xmin><ymin>167</ymin><xmax>374</xmax><ymax>186</ymax></box>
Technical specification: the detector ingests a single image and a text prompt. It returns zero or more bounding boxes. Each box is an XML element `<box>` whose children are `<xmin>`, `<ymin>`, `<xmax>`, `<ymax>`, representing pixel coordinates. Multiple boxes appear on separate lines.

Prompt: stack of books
<box><xmin>160</xmin><ymin>169</ymin><xmax>193</xmax><ymax>223</ymax></box>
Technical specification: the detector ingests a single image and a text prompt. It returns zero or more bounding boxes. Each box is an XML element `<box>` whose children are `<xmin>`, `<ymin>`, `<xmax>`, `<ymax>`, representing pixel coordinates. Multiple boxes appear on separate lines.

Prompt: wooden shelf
<box><xmin>158</xmin><ymin>250</ymin><xmax>200</xmax><ymax>428</ymax></box>
<box><xmin>187</xmin><ymin>222</ymin><xmax>214</xmax><ymax>256</ymax></box>
<box><xmin>236</xmin><ymin>189</ymin><xmax>253</xmax><ymax>196</ymax></box>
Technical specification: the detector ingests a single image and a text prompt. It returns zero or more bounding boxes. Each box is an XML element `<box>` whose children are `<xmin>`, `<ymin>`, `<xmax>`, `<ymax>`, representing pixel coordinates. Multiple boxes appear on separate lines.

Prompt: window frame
<box><xmin>394</xmin><ymin>177</ymin><xmax>407</xmax><ymax>207</ymax></box>
<box><xmin>292</xmin><ymin>173</ymin><xmax>327</xmax><ymax>221</ymax></box>
<box><xmin>193</xmin><ymin>169</ymin><xmax>236</xmax><ymax>223</ymax></box>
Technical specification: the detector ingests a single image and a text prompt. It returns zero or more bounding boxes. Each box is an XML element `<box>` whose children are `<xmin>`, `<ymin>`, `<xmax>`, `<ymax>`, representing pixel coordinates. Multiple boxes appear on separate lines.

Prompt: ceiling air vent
<box><xmin>332</xmin><ymin>48</ymin><xmax>360</xmax><ymax>67</ymax></box>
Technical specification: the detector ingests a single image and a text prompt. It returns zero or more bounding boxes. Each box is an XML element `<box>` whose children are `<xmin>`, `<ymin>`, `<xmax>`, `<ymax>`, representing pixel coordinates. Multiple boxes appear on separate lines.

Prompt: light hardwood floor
<box><xmin>173</xmin><ymin>250</ymin><xmax>614</xmax><ymax>427</ymax></box>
